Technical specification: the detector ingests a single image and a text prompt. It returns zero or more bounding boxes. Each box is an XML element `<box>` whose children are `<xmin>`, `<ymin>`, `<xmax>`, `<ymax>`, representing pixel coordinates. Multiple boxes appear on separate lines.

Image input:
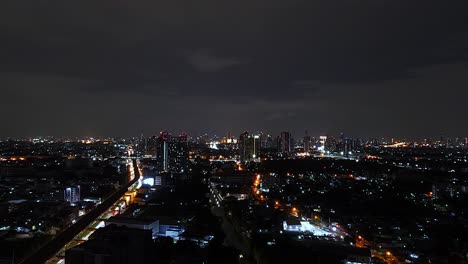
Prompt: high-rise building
<box><xmin>303</xmin><ymin>130</ymin><xmax>311</xmax><ymax>153</ymax></box>
<box><xmin>64</xmin><ymin>186</ymin><xmax>80</xmax><ymax>203</ymax></box>
<box><xmin>169</xmin><ymin>132</ymin><xmax>189</xmax><ymax>173</ymax></box>
<box><xmin>344</xmin><ymin>137</ymin><xmax>350</xmax><ymax>156</ymax></box>
<box><xmin>325</xmin><ymin>136</ymin><xmax>337</xmax><ymax>152</ymax></box>
<box><xmin>279</xmin><ymin>132</ymin><xmax>291</xmax><ymax>153</ymax></box>
<box><xmin>156</xmin><ymin>131</ymin><xmax>170</xmax><ymax>171</ymax></box>
<box><xmin>239</xmin><ymin>131</ymin><xmax>261</xmax><ymax>162</ymax></box>
<box><xmin>319</xmin><ymin>136</ymin><xmax>327</xmax><ymax>152</ymax></box>
<box><xmin>145</xmin><ymin>136</ymin><xmax>158</xmax><ymax>156</ymax></box>
<box><xmin>351</xmin><ymin>138</ymin><xmax>362</xmax><ymax>151</ymax></box>
<box><xmin>264</xmin><ymin>134</ymin><xmax>275</xmax><ymax>149</ymax></box>
<box><xmin>156</xmin><ymin>131</ymin><xmax>189</xmax><ymax>173</ymax></box>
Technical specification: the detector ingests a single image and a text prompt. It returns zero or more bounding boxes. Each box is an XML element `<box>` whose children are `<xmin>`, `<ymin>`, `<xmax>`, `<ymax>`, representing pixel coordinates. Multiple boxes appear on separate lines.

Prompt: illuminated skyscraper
<box><xmin>169</xmin><ymin>132</ymin><xmax>189</xmax><ymax>173</ymax></box>
<box><xmin>239</xmin><ymin>131</ymin><xmax>260</xmax><ymax>162</ymax></box>
<box><xmin>319</xmin><ymin>136</ymin><xmax>327</xmax><ymax>152</ymax></box>
<box><xmin>64</xmin><ymin>186</ymin><xmax>80</xmax><ymax>203</ymax></box>
<box><xmin>156</xmin><ymin>131</ymin><xmax>170</xmax><ymax>171</ymax></box>
<box><xmin>156</xmin><ymin>131</ymin><xmax>189</xmax><ymax>173</ymax></box>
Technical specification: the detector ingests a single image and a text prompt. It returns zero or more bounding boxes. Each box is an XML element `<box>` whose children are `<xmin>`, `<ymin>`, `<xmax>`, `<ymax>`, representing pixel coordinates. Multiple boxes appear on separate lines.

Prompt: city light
<box><xmin>1</xmin><ymin>130</ymin><xmax>466</xmax><ymax>264</ymax></box>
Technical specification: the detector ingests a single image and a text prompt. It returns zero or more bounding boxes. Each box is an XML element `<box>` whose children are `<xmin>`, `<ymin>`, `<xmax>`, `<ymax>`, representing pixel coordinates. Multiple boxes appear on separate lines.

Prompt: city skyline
<box><xmin>0</xmin><ymin>129</ymin><xmax>467</xmax><ymax>143</ymax></box>
<box><xmin>1</xmin><ymin>119</ymin><xmax>468</xmax><ymax>263</ymax></box>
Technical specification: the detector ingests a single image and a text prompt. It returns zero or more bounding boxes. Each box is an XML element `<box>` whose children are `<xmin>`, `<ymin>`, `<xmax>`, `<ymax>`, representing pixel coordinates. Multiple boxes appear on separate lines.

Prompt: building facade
<box><xmin>156</xmin><ymin>131</ymin><xmax>189</xmax><ymax>173</ymax></box>
<box><xmin>239</xmin><ymin>131</ymin><xmax>261</xmax><ymax>162</ymax></box>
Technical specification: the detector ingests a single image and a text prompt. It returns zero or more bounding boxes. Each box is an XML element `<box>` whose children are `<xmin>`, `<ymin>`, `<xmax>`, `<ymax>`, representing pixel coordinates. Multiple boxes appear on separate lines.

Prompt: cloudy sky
<box><xmin>1</xmin><ymin>0</ymin><xmax>467</xmax><ymax>139</ymax></box>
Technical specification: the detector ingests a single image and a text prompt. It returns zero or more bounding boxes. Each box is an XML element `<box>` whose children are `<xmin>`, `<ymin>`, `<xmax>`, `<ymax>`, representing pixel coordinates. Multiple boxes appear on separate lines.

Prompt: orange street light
<box><xmin>292</xmin><ymin>207</ymin><xmax>299</xmax><ymax>215</ymax></box>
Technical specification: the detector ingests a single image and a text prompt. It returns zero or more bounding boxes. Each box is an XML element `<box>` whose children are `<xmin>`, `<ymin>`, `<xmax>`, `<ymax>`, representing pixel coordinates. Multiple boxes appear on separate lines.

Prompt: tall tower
<box><xmin>239</xmin><ymin>131</ymin><xmax>249</xmax><ymax>162</ymax></box>
<box><xmin>239</xmin><ymin>132</ymin><xmax>260</xmax><ymax>162</ymax></box>
<box><xmin>171</xmin><ymin>133</ymin><xmax>189</xmax><ymax>173</ymax></box>
<box><xmin>156</xmin><ymin>131</ymin><xmax>170</xmax><ymax>171</ymax></box>
<box><xmin>303</xmin><ymin>130</ymin><xmax>311</xmax><ymax>153</ymax></box>
<box><xmin>139</xmin><ymin>131</ymin><xmax>145</xmax><ymax>157</ymax></box>
<box><xmin>156</xmin><ymin>131</ymin><xmax>188</xmax><ymax>173</ymax></box>
<box><xmin>280</xmin><ymin>132</ymin><xmax>291</xmax><ymax>153</ymax></box>
<box><xmin>319</xmin><ymin>136</ymin><xmax>327</xmax><ymax>153</ymax></box>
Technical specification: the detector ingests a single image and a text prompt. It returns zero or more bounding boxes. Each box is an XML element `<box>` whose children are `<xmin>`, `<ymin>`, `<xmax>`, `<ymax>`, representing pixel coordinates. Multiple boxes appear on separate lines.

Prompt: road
<box><xmin>20</xmin><ymin>159</ymin><xmax>142</xmax><ymax>264</ymax></box>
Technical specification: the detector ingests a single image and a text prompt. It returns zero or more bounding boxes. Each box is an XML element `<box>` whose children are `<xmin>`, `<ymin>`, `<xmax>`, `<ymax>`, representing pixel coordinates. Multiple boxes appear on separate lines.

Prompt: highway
<box><xmin>20</xmin><ymin>159</ymin><xmax>142</xmax><ymax>264</ymax></box>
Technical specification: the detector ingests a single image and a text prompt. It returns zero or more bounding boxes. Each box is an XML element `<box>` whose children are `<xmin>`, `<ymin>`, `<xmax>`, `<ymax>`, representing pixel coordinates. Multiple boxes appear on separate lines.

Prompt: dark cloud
<box><xmin>0</xmin><ymin>0</ymin><xmax>467</xmax><ymax>138</ymax></box>
<box><xmin>185</xmin><ymin>50</ymin><xmax>247</xmax><ymax>72</ymax></box>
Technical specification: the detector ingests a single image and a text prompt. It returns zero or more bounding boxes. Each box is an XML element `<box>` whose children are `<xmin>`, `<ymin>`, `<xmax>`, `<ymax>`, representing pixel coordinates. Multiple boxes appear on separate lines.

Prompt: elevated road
<box><xmin>20</xmin><ymin>159</ymin><xmax>141</xmax><ymax>264</ymax></box>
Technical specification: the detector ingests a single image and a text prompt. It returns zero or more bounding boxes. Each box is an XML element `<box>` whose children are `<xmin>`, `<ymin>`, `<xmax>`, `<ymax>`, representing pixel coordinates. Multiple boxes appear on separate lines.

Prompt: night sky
<box><xmin>1</xmin><ymin>1</ymin><xmax>468</xmax><ymax>139</ymax></box>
